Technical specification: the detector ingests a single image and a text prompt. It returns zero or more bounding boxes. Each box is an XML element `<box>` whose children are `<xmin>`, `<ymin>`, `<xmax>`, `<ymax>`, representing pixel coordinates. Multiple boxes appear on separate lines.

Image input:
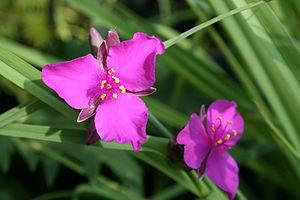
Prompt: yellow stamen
<box><xmin>100</xmin><ymin>80</ymin><xmax>107</xmax><ymax>89</ymax></box>
<box><xmin>217</xmin><ymin>140</ymin><xmax>223</xmax><ymax>144</ymax></box>
<box><xmin>108</xmin><ymin>69</ymin><xmax>115</xmax><ymax>75</ymax></box>
<box><xmin>211</xmin><ymin>124</ymin><xmax>215</xmax><ymax>132</ymax></box>
<box><xmin>112</xmin><ymin>76</ymin><xmax>120</xmax><ymax>83</ymax></box>
<box><xmin>112</xmin><ymin>93</ymin><xmax>118</xmax><ymax>99</ymax></box>
<box><xmin>100</xmin><ymin>94</ymin><xmax>106</xmax><ymax>100</ymax></box>
<box><xmin>215</xmin><ymin>116</ymin><xmax>222</xmax><ymax>120</ymax></box>
<box><xmin>226</xmin><ymin>120</ymin><xmax>233</xmax><ymax>125</ymax></box>
<box><xmin>232</xmin><ymin>130</ymin><xmax>238</xmax><ymax>136</ymax></box>
<box><xmin>224</xmin><ymin>134</ymin><xmax>231</xmax><ymax>141</ymax></box>
<box><xmin>119</xmin><ymin>86</ymin><xmax>126</xmax><ymax>93</ymax></box>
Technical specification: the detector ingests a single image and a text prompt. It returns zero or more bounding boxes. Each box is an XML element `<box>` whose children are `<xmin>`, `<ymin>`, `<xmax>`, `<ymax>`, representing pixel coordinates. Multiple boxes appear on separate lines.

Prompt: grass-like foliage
<box><xmin>0</xmin><ymin>0</ymin><xmax>300</xmax><ymax>199</ymax></box>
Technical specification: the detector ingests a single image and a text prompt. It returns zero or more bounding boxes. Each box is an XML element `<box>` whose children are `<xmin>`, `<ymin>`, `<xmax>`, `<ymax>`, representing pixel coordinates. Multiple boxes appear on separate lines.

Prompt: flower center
<box><xmin>99</xmin><ymin>68</ymin><xmax>126</xmax><ymax>101</ymax></box>
<box><xmin>210</xmin><ymin>116</ymin><xmax>239</xmax><ymax>146</ymax></box>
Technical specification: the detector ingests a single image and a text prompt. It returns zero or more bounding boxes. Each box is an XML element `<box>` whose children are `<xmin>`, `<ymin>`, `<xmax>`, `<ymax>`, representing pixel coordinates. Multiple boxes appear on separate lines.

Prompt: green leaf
<box><xmin>0</xmin><ymin>47</ymin><xmax>78</xmax><ymax>121</ymax></box>
<box><xmin>0</xmin><ymin>137</ymin><xmax>14</xmax><ymax>173</ymax></box>
<box><xmin>0</xmin><ymin>37</ymin><xmax>62</xmax><ymax>67</ymax></box>
<box><xmin>12</xmin><ymin>138</ymin><xmax>39</xmax><ymax>172</ymax></box>
<box><xmin>73</xmin><ymin>184</ymin><xmax>133</xmax><ymax>200</ymax></box>
<box><xmin>0</xmin><ymin>98</ymin><xmax>45</xmax><ymax>128</ymax></box>
<box><xmin>43</xmin><ymin>157</ymin><xmax>60</xmax><ymax>187</ymax></box>
<box><xmin>163</xmin><ymin>0</ymin><xmax>268</xmax><ymax>48</ymax></box>
<box><xmin>149</xmin><ymin>184</ymin><xmax>186</xmax><ymax>200</ymax></box>
<box><xmin>0</xmin><ymin>123</ymin><xmax>169</xmax><ymax>155</ymax></box>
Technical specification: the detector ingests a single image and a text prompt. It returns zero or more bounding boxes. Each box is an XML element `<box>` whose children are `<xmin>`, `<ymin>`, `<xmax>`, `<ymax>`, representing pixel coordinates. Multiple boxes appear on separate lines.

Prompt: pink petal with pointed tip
<box><xmin>177</xmin><ymin>114</ymin><xmax>210</xmax><ymax>169</ymax></box>
<box><xmin>89</xmin><ymin>27</ymin><xmax>104</xmax><ymax>56</ymax></box>
<box><xmin>94</xmin><ymin>93</ymin><xmax>148</xmax><ymax>151</ymax></box>
<box><xmin>182</xmin><ymin>143</ymin><xmax>209</xmax><ymax>169</ymax></box>
<box><xmin>42</xmin><ymin>54</ymin><xmax>102</xmax><ymax>109</ymax></box>
<box><xmin>106</xmin><ymin>32</ymin><xmax>165</xmax><ymax>92</ymax></box>
<box><xmin>177</xmin><ymin>114</ymin><xmax>209</xmax><ymax>146</ymax></box>
<box><xmin>106</xmin><ymin>29</ymin><xmax>120</xmax><ymax>49</ymax></box>
<box><xmin>206</xmin><ymin>151</ymin><xmax>239</xmax><ymax>200</ymax></box>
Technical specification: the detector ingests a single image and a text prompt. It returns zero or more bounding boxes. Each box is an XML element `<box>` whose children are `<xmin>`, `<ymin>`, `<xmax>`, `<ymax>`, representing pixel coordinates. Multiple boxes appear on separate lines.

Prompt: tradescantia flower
<box><xmin>42</xmin><ymin>28</ymin><xmax>165</xmax><ymax>151</ymax></box>
<box><xmin>177</xmin><ymin>100</ymin><xmax>244</xmax><ymax>200</ymax></box>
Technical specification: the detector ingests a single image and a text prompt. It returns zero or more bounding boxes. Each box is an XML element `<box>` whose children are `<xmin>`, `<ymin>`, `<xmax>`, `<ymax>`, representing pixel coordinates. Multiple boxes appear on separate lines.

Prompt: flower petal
<box><xmin>42</xmin><ymin>54</ymin><xmax>103</xmax><ymax>109</ymax></box>
<box><xmin>106</xmin><ymin>32</ymin><xmax>165</xmax><ymax>92</ymax></box>
<box><xmin>206</xmin><ymin>151</ymin><xmax>239</xmax><ymax>200</ymax></box>
<box><xmin>206</xmin><ymin>100</ymin><xmax>244</xmax><ymax>145</ymax></box>
<box><xmin>182</xmin><ymin>143</ymin><xmax>209</xmax><ymax>169</ymax></box>
<box><xmin>177</xmin><ymin>114</ymin><xmax>209</xmax><ymax>146</ymax></box>
<box><xmin>106</xmin><ymin>29</ymin><xmax>120</xmax><ymax>49</ymax></box>
<box><xmin>94</xmin><ymin>93</ymin><xmax>148</xmax><ymax>151</ymax></box>
<box><xmin>177</xmin><ymin>114</ymin><xmax>210</xmax><ymax>169</ymax></box>
<box><xmin>225</xmin><ymin>113</ymin><xmax>244</xmax><ymax>146</ymax></box>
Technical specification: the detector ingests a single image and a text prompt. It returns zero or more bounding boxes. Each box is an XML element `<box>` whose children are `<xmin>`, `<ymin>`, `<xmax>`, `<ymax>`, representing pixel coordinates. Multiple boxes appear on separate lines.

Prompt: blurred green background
<box><xmin>1</xmin><ymin>0</ymin><xmax>300</xmax><ymax>199</ymax></box>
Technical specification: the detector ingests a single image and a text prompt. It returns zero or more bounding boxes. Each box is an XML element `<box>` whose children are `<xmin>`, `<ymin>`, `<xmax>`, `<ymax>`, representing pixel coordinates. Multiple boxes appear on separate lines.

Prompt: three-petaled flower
<box><xmin>177</xmin><ymin>100</ymin><xmax>244</xmax><ymax>200</ymax></box>
<box><xmin>42</xmin><ymin>28</ymin><xmax>165</xmax><ymax>151</ymax></box>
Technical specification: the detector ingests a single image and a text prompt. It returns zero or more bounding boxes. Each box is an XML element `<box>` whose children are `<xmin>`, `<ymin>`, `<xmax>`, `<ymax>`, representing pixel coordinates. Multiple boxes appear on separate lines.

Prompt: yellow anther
<box><xmin>232</xmin><ymin>130</ymin><xmax>238</xmax><ymax>136</ymax></box>
<box><xmin>224</xmin><ymin>134</ymin><xmax>231</xmax><ymax>141</ymax></box>
<box><xmin>112</xmin><ymin>93</ymin><xmax>118</xmax><ymax>99</ymax></box>
<box><xmin>211</xmin><ymin>124</ymin><xmax>215</xmax><ymax>132</ymax></box>
<box><xmin>226</xmin><ymin>120</ymin><xmax>233</xmax><ymax>125</ymax></box>
<box><xmin>215</xmin><ymin>116</ymin><xmax>222</xmax><ymax>120</ymax></box>
<box><xmin>119</xmin><ymin>85</ymin><xmax>126</xmax><ymax>93</ymax></box>
<box><xmin>112</xmin><ymin>76</ymin><xmax>120</xmax><ymax>83</ymax></box>
<box><xmin>100</xmin><ymin>80</ymin><xmax>107</xmax><ymax>89</ymax></box>
<box><xmin>100</xmin><ymin>94</ymin><xmax>107</xmax><ymax>100</ymax></box>
<box><xmin>217</xmin><ymin>140</ymin><xmax>223</xmax><ymax>144</ymax></box>
<box><xmin>108</xmin><ymin>69</ymin><xmax>115</xmax><ymax>75</ymax></box>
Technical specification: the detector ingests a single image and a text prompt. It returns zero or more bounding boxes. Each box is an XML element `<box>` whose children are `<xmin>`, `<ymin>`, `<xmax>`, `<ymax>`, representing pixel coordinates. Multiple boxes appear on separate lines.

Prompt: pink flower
<box><xmin>177</xmin><ymin>100</ymin><xmax>244</xmax><ymax>200</ymax></box>
<box><xmin>42</xmin><ymin>28</ymin><xmax>165</xmax><ymax>151</ymax></box>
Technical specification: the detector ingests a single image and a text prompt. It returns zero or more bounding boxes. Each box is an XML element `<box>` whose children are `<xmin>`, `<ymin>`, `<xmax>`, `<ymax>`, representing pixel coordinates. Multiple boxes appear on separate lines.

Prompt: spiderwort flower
<box><xmin>42</xmin><ymin>28</ymin><xmax>165</xmax><ymax>151</ymax></box>
<box><xmin>177</xmin><ymin>100</ymin><xmax>244</xmax><ymax>200</ymax></box>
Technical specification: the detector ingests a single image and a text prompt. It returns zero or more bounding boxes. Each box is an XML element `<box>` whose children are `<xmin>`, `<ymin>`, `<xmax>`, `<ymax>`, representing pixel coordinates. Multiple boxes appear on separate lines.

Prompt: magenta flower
<box><xmin>177</xmin><ymin>100</ymin><xmax>244</xmax><ymax>199</ymax></box>
<box><xmin>42</xmin><ymin>29</ymin><xmax>165</xmax><ymax>151</ymax></box>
